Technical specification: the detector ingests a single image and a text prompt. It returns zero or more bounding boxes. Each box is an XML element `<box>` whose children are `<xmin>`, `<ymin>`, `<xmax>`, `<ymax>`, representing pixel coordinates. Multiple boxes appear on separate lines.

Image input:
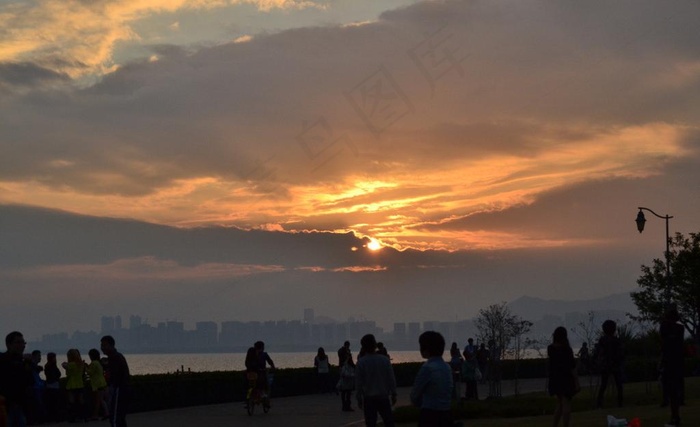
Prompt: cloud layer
<box><xmin>0</xmin><ymin>0</ymin><xmax>326</xmax><ymax>78</ymax></box>
<box><xmin>1</xmin><ymin>1</ymin><xmax>699</xmax><ymax>339</ymax></box>
<box><xmin>0</xmin><ymin>203</ymin><xmax>655</xmax><ymax>338</ymax></box>
<box><xmin>2</xmin><ymin>0</ymin><xmax>697</xmax><ymax>251</ymax></box>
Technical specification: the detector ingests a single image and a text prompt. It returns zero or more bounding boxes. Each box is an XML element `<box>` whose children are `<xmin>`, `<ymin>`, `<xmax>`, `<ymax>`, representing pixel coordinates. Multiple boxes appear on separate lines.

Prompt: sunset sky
<box><xmin>1</xmin><ymin>0</ymin><xmax>698</xmax><ymax>340</ymax></box>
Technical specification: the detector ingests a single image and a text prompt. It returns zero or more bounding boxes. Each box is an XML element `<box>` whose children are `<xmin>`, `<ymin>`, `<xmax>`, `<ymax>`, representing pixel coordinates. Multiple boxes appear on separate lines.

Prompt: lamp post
<box><xmin>635</xmin><ymin>207</ymin><xmax>674</xmax><ymax>306</ymax></box>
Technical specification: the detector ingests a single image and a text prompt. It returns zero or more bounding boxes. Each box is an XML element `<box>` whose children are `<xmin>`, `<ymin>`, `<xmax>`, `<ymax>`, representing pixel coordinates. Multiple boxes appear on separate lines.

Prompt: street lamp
<box><xmin>635</xmin><ymin>207</ymin><xmax>674</xmax><ymax>305</ymax></box>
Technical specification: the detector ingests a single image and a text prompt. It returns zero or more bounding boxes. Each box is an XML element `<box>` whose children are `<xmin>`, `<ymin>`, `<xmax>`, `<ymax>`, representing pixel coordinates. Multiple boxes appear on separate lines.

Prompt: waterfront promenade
<box><xmin>43</xmin><ymin>378</ymin><xmax>549</xmax><ymax>427</ymax></box>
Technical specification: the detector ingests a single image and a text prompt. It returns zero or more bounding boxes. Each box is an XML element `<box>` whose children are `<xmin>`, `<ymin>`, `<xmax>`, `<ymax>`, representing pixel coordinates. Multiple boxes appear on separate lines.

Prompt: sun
<box><xmin>367</xmin><ymin>238</ymin><xmax>382</xmax><ymax>251</ymax></box>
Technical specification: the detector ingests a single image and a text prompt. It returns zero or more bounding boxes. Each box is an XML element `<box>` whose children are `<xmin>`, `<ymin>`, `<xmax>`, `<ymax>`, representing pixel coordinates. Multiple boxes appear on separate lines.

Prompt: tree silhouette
<box><xmin>631</xmin><ymin>232</ymin><xmax>700</xmax><ymax>340</ymax></box>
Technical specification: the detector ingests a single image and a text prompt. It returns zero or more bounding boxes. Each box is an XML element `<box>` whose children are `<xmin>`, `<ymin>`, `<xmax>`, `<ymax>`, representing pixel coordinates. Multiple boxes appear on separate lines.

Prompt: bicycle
<box><xmin>245</xmin><ymin>372</ymin><xmax>271</xmax><ymax>415</ymax></box>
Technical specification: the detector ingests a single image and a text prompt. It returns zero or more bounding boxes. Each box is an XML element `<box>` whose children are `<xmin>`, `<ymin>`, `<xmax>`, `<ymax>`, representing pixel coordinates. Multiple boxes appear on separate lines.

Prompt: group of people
<box><xmin>311</xmin><ymin>307</ymin><xmax>687</xmax><ymax>427</ymax></box>
<box><xmin>319</xmin><ymin>333</ymin><xmax>455</xmax><ymax>427</ymax></box>
<box><xmin>309</xmin><ymin>337</ymin><xmax>400</xmax><ymax>425</ymax></box>
<box><xmin>447</xmin><ymin>338</ymin><xmax>499</xmax><ymax>402</ymax></box>
<box><xmin>547</xmin><ymin>318</ymin><xmax>627</xmax><ymax>427</ymax></box>
<box><xmin>0</xmin><ymin>332</ymin><xmax>131</xmax><ymax>427</ymax></box>
<box><xmin>547</xmin><ymin>307</ymin><xmax>686</xmax><ymax>427</ymax></box>
<box><xmin>5</xmin><ymin>310</ymin><xmax>687</xmax><ymax>427</ymax></box>
<box><xmin>311</xmin><ymin>338</ymin><xmax>394</xmax><ymax>416</ymax></box>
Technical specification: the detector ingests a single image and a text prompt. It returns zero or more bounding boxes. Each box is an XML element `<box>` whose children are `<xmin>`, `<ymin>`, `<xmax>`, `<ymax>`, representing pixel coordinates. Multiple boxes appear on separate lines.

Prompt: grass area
<box><xmin>395</xmin><ymin>378</ymin><xmax>699</xmax><ymax>426</ymax></box>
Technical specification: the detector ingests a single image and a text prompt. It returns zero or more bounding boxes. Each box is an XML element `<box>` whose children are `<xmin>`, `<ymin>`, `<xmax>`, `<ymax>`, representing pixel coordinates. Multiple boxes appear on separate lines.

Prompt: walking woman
<box><xmin>547</xmin><ymin>327</ymin><xmax>579</xmax><ymax>427</ymax></box>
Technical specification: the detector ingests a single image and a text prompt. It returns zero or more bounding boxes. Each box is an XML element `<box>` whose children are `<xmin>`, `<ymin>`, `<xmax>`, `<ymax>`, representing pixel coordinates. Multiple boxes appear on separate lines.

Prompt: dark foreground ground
<box><xmin>41</xmin><ymin>379</ymin><xmax>547</xmax><ymax>427</ymax></box>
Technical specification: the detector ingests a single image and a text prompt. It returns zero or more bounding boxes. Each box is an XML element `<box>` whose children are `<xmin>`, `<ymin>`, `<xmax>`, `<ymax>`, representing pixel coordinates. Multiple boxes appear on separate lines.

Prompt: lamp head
<box><xmin>635</xmin><ymin>210</ymin><xmax>646</xmax><ymax>233</ymax></box>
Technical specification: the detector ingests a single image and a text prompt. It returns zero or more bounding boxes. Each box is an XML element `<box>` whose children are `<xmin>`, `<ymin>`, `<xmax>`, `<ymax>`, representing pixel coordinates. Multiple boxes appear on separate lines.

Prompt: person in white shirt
<box><xmin>355</xmin><ymin>334</ymin><xmax>397</xmax><ymax>427</ymax></box>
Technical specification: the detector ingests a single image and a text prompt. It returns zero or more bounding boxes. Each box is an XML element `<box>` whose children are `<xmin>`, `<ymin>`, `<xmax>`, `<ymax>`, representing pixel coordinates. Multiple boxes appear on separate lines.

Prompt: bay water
<box><xmin>125</xmin><ymin>350</ymin><xmax>424</xmax><ymax>375</ymax></box>
<box><xmin>124</xmin><ymin>349</ymin><xmax>547</xmax><ymax>375</ymax></box>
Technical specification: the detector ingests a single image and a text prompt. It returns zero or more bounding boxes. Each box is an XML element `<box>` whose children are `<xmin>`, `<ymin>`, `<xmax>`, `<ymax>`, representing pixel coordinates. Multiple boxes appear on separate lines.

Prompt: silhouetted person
<box><xmin>356</xmin><ymin>334</ymin><xmax>396</xmax><ymax>427</ymax></box>
<box><xmin>576</xmin><ymin>342</ymin><xmax>590</xmax><ymax>375</ymax></box>
<box><xmin>101</xmin><ymin>335</ymin><xmax>131</xmax><ymax>427</ymax></box>
<box><xmin>314</xmin><ymin>347</ymin><xmax>331</xmax><ymax>393</ymax></box>
<box><xmin>243</xmin><ymin>346</ymin><xmax>258</xmax><ymax>410</ymax></box>
<box><xmin>461</xmin><ymin>351</ymin><xmax>479</xmax><ymax>401</ymax></box>
<box><xmin>253</xmin><ymin>340</ymin><xmax>274</xmax><ymax>411</ymax></box>
<box><xmin>338</xmin><ymin>341</ymin><xmax>351</xmax><ymax>367</ymax></box>
<box><xmin>244</xmin><ymin>347</ymin><xmax>258</xmax><ymax>373</ymax></box>
<box><xmin>62</xmin><ymin>348</ymin><xmax>85</xmax><ymax>422</ymax></box>
<box><xmin>339</xmin><ymin>354</ymin><xmax>356</xmax><ymax>412</ymax></box>
<box><xmin>594</xmin><ymin>320</ymin><xmax>623</xmax><ymax>408</ymax></box>
<box><xmin>448</xmin><ymin>342</ymin><xmax>462</xmax><ymax>399</ymax></box>
<box><xmin>87</xmin><ymin>348</ymin><xmax>109</xmax><ymax>421</ymax></box>
<box><xmin>660</xmin><ymin>306</ymin><xmax>684</xmax><ymax>426</ymax></box>
<box><xmin>27</xmin><ymin>350</ymin><xmax>46</xmax><ymax>424</ymax></box>
<box><xmin>0</xmin><ymin>331</ymin><xmax>33</xmax><ymax>427</ymax></box>
<box><xmin>377</xmin><ymin>342</ymin><xmax>389</xmax><ymax>359</ymax></box>
<box><xmin>43</xmin><ymin>352</ymin><xmax>62</xmax><ymax>422</ymax></box>
<box><xmin>463</xmin><ymin>338</ymin><xmax>476</xmax><ymax>356</ymax></box>
<box><xmin>548</xmin><ymin>327</ymin><xmax>579</xmax><ymax>427</ymax></box>
<box><xmin>411</xmin><ymin>331</ymin><xmax>453</xmax><ymax>427</ymax></box>
<box><xmin>476</xmin><ymin>343</ymin><xmax>489</xmax><ymax>384</ymax></box>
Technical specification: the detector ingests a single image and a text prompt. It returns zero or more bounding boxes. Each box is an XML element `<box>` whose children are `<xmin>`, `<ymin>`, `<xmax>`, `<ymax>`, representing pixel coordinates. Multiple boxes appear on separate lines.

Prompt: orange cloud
<box><xmin>0</xmin><ymin>122</ymin><xmax>691</xmax><ymax>250</ymax></box>
<box><xmin>0</xmin><ymin>0</ymin><xmax>322</xmax><ymax>78</ymax></box>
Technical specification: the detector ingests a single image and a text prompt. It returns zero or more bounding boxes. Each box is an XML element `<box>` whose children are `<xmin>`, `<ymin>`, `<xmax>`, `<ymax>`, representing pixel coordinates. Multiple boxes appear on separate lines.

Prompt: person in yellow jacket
<box><xmin>87</xmin><ymin>349</ymin><xmax>109</xmax><ymax>421</ymax></box>
<box><xmin>62</xmin><ymin>349</ymin><xmax>85</xmax><ymax>422</ymax></box>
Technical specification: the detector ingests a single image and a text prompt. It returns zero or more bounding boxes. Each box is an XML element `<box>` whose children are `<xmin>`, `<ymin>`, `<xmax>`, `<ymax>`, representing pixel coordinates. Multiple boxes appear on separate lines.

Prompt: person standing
<box><xmin>27</xmin><ymin>350</ymin><xmax>46</xmax><ymax>424</ymax></box>
<box><xmin>476</xmin><ymin>343</ymin><xmax>489</xmax><ymax>385</ymax></box>
<box><xmin>62</xmin><ymin>349</ymin><xmax>86</xmax><ymax>422</ymax></box>
<box><xmin>100</xmin><ymin>335</ymin><xmax>131</xmax><ymax>427</ymax></box>
<box><xmin>339</xmin><ymin>354</ymin><xmax>356</xmax><ymax>412</ymax></box>
<box><xmin>43</xmin><ymin>352</ymin><xmax>62</xmax><ymax>423</ymax></box>
<box><xmin>463</xmin><ymin>338</ymin><xmax>476</xmax><ymax>357</ymax></box>
<box><xmin>659</xmin><ymin>306</ymin><xmax>684</xmax><ymax>427</ymax></box>
<box><xmin>461</xmin><ymin>351</ymin><xmax>479</xmax><ymax>401</ymax></box>
<box><xmin>448</xmin><ymin>343</ymin><xmax>463</xmax><ymax>400</ymax></box>
<box><xmin>0</xmin><ymin>331</ymin><xmax>33</xmax><ymax>427</ymax></box>
<box><xmin>377</xmin><ymin>343</ymin><xmax>390</xmax><ymax>359</ymax></box>
<box><xmin>314</xmin><ymin>347</ymin><xmax>331</xmax><ymax>394</ymax></box>
<box><xmin>338</xmin><ymin>341</ymin><xmax>351</xmax><ymax>367</ymax></box>
<box><xmin>576</xmin><ymin>343</ymin><xmax>590</xmax><ymax>375</ymax></box>
<box><xmin>594</xmin><ymin>320</ymin><xmax>623</xmax><ymax>408</ymax></box>
<box><xmin>410</xmin><ymin>331</ymin><xmax>453</xmax><ymax>426</ymax></box>
<box><xmin>87</xmin><ymin>349</ymin><xmax>109</xmax><ymax>421</ymax></box>
<box><xmin>355</xmin><ymin>334</ymin><xmax>396</xmax><ymax>427</ymax></box>
<box><xmin>548</xmin><ymin>327</ymin><xmax>579</xmax><ymax>427</ymax></box>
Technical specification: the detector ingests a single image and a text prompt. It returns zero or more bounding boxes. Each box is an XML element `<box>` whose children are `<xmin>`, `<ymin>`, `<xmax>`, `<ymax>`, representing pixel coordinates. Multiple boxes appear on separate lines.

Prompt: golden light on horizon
<box><xmin>367</xmin><ymin>238</ymin><xmax>382</xmax><ymax>251</ymax></box>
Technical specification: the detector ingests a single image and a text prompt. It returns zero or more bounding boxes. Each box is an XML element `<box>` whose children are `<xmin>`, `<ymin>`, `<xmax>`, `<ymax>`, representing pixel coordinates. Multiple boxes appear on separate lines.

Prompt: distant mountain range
<box><xmin>508</xmin><ymin>292</ymin><xmax>638</xmax><ymax>321</ymax></box>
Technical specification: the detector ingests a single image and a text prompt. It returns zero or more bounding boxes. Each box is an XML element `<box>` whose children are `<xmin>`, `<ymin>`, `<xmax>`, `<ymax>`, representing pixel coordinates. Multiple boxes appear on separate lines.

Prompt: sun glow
<box><xmin>367</xmin><ymin>238</ymin><xmax>382</xmax><ymax>251</ymax></box>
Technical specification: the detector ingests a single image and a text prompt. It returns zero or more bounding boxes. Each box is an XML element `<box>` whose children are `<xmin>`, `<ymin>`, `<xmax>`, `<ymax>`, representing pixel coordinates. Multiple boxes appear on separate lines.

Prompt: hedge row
<box><xmin>125</xmin><ymin>357</ymin><xmax>698</xmax><ymax>412</ymax></box>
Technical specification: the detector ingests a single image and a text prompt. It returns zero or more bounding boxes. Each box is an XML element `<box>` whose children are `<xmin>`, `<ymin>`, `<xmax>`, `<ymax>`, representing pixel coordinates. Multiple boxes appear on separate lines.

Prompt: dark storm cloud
<box><xmin>0</xmin><ymin>62</ymin><xmax>70</xmax><ymax>87</ymax></box>
<box><xmin>0</xmin><ymin>204</ymin><xmax>379</xmax><ymax>269</ymax></box>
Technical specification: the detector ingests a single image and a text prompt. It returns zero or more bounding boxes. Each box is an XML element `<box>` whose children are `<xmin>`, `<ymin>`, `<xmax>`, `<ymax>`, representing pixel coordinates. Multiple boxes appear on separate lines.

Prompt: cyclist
<box><xmin>254</xmin><ymin>341</ymin><xmax>275</xmax><ymax>405</ymax></box>
<box><xmin>244</xmin><ymin>347</ymin><xmax>259</xmax><ymax>412</ymax></box>
<box><xmin>244</xmin><ymin>347</ymin><xmax>258</xmax><ymax>373</ymax></box>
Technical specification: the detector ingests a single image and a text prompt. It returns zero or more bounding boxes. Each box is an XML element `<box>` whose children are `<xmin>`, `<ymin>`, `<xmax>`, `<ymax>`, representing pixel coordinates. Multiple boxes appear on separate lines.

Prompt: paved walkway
<box><xmin>42</xmin><ymin>378</ymin><xmax>551</xmax><ymax>427</ymax></box>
